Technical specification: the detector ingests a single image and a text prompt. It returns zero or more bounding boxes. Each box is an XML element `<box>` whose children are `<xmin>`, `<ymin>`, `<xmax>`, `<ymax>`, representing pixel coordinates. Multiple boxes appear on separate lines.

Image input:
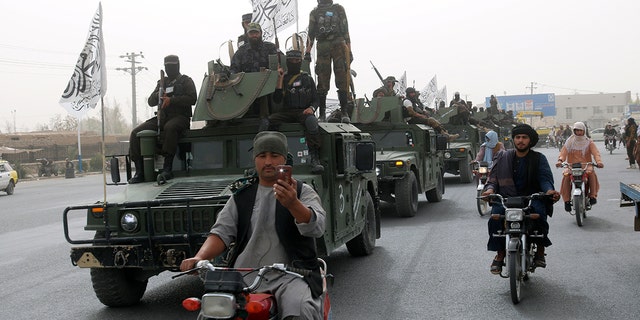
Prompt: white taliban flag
<box><xmin>59</xmin><ymin>3</ymin><xmax>107</xmax><ymax>117</ymax></box>
<box><xmin>420</xmin><ymin>75</ymin><xmax>438</xmax><ymax>106</ymax></box>
<box><xmin>250</xmin><ymin>0</ymin><xmax>298</xmax><ymax>41</ymax></box>
<box><xmin>436</xmin><ymin>85</ymin><xmax>448</xmax><ymax>109</ymax></box>
<box><xmin>395</xmin><ymin>71</ymin><xmax>407</xmax><ymax>96</ymax></box>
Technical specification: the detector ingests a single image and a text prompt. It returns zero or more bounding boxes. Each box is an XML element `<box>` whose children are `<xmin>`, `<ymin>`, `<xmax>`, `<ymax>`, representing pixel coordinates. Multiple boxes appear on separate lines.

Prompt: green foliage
<box><xmin>89</xmin><ymin>154</ymin><xmax>104</xmax><ymax>172</ymax></box>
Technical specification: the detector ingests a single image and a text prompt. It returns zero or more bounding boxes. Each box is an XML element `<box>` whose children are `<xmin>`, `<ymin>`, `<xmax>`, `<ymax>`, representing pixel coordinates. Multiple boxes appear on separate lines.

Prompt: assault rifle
<box><xmin>370</xmin><ymin>60</ymin><xmax>385</xmax><ymax>86</ymax></box>
<box><xmin>157</xmin><ymin>70</ymin><xmax>166</xmax><ymax>135</ymax></box>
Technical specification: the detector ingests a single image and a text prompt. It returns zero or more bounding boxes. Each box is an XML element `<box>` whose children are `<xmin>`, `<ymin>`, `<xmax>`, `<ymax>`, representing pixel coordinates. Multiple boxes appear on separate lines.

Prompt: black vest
<box><xmin>231</xmin><ymin>180</ymin><xmax>323</xmax><ymax>298</ymax></box>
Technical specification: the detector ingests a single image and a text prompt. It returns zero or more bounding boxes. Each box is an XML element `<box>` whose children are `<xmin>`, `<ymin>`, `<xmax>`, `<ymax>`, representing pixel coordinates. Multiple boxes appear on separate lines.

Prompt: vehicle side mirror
<box><xmin>436</xmin><ymin>135</ymin><xmax>448</xmax><ymax>151</ymax></box>
<box><xmin>110</xmin><ymin>158</ymin><xmax>121</xmax><ymax>183</ymax></box>
<box><xmin>355</xmin><ymin>142</ymin><xmax>375</xmax><ymax>171</ymax></box>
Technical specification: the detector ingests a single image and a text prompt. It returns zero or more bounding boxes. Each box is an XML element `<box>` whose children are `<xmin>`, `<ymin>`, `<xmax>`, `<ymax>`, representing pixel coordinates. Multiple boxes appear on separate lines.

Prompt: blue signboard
<box><xmin>485</xmin><ymin>93</ymin><xmax>556</xmax><ymax>116</ymax></box>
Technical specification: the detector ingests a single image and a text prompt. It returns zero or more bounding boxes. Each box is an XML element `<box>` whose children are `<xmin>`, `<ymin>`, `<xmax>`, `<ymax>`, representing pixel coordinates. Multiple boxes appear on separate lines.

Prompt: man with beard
<box><xmin>306</xmin><ymin>0</ymin><xmax>352</xmax><ymax>123</ymax></box>
<box><xmin>230</xmin><ymin>22</ymin><xmax>279</xmax><ymax>131</ymax></box>
<box><xmin>270</xmin><ymin>50</ymin><xmax>324</xmax><ymax>173</ymax></box>
<box><xmin>482</xmin><ymin>123</ymin><xmax>560</xmax><ymax>274</ymax></box>
<box><xmin>556</xmin><ymin>122</ymin><xmax>603</xmax><ymax>211</ymax></box>
<box><xmin>128</xmin><ymin>55</ymin><xmax>197</xmax><ymax>184</ymax></box>
<box><xmin>403</xmin><ymin>87</ymin><xmax>458</xmax><ymax>141</ymax></box>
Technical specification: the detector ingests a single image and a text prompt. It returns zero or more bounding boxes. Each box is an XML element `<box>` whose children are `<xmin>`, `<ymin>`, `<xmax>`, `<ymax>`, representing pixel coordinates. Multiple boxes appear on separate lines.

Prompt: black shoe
<box><xmin>564</xmin><ymin>201</ymin><xmax>571</xmax><ymax>212</ymax></box>
<box><xmin>490</xmin><ymin>259</ymin><xmax>504</xmax><ymax>275</ymax></box>
<box><xmin>589</xmin><ymin>197</ymin><xmax>597</xmax><ymax>205</ymax></box>
<box><xmin>128</xmin><ymin>172</ymin><xmax>144</xmax><ymax>184</ymax></box>
<box><xmin>534</xmin><ymin>255</ymin><xmax>547</xmax><ymax>268</ymax></box>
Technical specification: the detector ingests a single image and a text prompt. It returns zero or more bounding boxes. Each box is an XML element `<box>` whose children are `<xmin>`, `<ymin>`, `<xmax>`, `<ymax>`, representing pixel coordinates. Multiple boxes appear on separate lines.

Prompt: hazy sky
<box><xmin>1</xmin><ymin>0</ymin><xmax>638</xmax><ymax>132</ymax></box>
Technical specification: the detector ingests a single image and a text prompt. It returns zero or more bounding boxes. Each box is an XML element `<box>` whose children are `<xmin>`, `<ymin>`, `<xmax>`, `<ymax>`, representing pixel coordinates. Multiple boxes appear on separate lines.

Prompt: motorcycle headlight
<box><xmin>120</xmin><ymin>212</ymin><xmax>139</xmax><ymax>232</ymax></box>
<box><xmin>201</xmin><ymin>293</ymin><xmax>236</xmax><ymax>318</ymax></box>
<box><xmin>478</xmin><ymin>166</ymin><xmax>488</xmax><ymax>174</ymax></box>
<box><xmin>571</xmin><ymin>169</ymin><xmax>583</xmax><ymax>176</ymax></box>
<box><xmin>444</xmin><ymin>152</ymin><xmax>451</xmax><ymax>159</ymax></box>
<box><xmin>505</xmin><ymin>209</ymin><xmax>524</xmax><ymax>222</ymax></box>
<box><xmin>375</xmin><ymin>166</ymin><xmax>381</xmax><ymax>176</ymax></box>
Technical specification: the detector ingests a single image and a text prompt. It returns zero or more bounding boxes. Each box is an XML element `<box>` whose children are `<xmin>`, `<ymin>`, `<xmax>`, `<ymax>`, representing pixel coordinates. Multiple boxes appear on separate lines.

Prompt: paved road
<box><xmin>1</xmin><ymin>144</ymin><xmax>639</xmax><ymax>319</ymax></box>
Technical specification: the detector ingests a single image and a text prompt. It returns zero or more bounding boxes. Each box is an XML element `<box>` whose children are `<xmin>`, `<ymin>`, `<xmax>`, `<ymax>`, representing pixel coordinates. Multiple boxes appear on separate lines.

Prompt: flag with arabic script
<box><xmin>419</xmin><ymin>75</ymin><xmax>438</xmax><ymax>107</ymax></box>
<box><xmin>250</xmin><ymin>0</ymin><xmax>298</xmax><ymax>41</ymax></box>
<box><xmin>59</xmin><ymin>3</ymin><xmax>107</xmax><ymax>118</ymax></box>
<box><xmin>436</xmin><ymin>85</ymin><xmax>447</xmax><ymax>109</ymax></box>
<box><xmin>395</xmin><ymin>71</ymin><xmax>407</xmax><ymax>96</ymax></box>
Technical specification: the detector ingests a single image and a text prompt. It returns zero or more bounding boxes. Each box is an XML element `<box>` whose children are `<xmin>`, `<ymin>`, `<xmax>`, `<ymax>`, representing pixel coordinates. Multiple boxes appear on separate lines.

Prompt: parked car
<box><xmin>590</xmin><ymin>127</ymin><xmax>605</xmax><ymax>141</ymax></box>
<box><xmin>0</xmin><ymin>160</ymin><xmax>18</xmax><ymax>195</ymax></box>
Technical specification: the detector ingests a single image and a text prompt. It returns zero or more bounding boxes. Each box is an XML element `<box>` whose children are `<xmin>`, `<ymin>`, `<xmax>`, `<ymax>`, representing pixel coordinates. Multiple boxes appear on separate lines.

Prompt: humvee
<box><xmin>434</xmin><ymin>107</ymin><xmax>481</xmax><ymax>183</ymax></box>
<box><xmin>351</xmin><ymin>96</ymin><xmax>447</xmax><ymax>217</ymax></box>
<box><xmin>63</xmin><ymin>56</ymin><xmax>380</xmax><ymax>307</ymax></box>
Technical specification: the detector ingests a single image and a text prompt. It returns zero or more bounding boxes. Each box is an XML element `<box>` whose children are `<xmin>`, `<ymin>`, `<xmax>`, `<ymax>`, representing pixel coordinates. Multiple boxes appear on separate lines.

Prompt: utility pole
<box><xmin>11</xmin><ymin>109</ymin><xmax>16</xmax><ymax>133</ymax></box>
<box><xmin>526</xmin><ymin>81</ymin><xmax>537</xmax><ymax>95</ymax></box>
<box><xmin>116</xmin><ymin>52</ymin><xmax>147</xmax><ymax>128</ymax></box>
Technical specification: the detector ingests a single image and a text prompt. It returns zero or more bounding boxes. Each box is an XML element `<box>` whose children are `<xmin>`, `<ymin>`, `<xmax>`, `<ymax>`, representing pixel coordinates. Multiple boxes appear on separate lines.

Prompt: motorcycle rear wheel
<box><xmin>509</xmin><ymin>250</ymin><xmax>522</xmax><ymax>304</ymax></box>
<box><xmin>574</xmin><ymin>194</ymin><xmax>584</xmax><ymax>227</ymax></box>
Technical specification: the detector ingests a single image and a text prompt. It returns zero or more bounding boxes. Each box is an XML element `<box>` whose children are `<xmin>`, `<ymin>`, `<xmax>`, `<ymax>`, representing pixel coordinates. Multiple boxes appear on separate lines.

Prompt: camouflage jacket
<box><xmin>230</xmin><ymin>41</ymin><xmax>279</xmax><ymax>73</ymax></box>
<box><xmin>308</xmin><ymin>3</ymin><xmax>350</xmax><ymax>43</ymax></box>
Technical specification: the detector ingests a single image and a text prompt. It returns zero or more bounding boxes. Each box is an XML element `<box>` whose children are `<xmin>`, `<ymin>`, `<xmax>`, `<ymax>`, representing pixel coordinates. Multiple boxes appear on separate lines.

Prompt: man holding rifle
<box><xmin>128</xmin><ymin>55</ymin><xmax>197</xmax><ymax>184</ymax></box>
<box><xmin>306</xmin><ymin>0</ymin><xmax>352</xmax><ymax>123</ymax></box>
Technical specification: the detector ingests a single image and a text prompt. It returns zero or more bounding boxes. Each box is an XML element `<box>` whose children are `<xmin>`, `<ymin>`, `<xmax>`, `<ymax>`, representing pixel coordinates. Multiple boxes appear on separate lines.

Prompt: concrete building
<box><xmin>554</xmin><ymin>91</ymin><xmax>632</xmax><ymax>128</ymax></box>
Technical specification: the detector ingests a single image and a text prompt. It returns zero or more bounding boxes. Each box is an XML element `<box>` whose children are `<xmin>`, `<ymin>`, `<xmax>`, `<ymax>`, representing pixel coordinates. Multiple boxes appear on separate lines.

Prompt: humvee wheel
<box><xmin>90</xmin><ymin>268</ymin><xmax>148</xmax><ymax>307</ymax></box>
<box><xmin>395</xmin><ymin>171</ymin><xmax>418</xmax><ymax>217</ymax></box>
<box><xmin>346</xmin><ymin>192</ymin><xmax>376</xmax><ymax>256</ymax></box>
<box><xmin>425</xmin><ymin>172</ymin><xmax>443</xmax><ymax>202</ymax></box>
<box><xmin>459</xmin><ymin>154</ymin><xmax>473</xmax><ymax>183</ymax></box>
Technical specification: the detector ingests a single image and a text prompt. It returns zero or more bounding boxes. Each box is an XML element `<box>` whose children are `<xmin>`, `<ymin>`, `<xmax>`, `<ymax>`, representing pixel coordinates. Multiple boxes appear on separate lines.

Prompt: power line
<box><xmin>115</xmin><ymin>52</ymin><xmax>147</xmax><ymax>127</ymax></box>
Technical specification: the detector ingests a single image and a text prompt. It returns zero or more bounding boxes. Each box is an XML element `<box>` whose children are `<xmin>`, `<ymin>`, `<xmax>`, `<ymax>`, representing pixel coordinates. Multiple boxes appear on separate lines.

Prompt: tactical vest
<box><xmin>231</xmin><ymin>180</ymin><xmax>323</xmax><ymax>298</ymax></box>
<box><xmin>314</xmin><ymin>4</ymin><xmax>345</xmax><ymax>40</ymax></box>
<box><xmin>283</xmin><ymin>73</ymin><xmax>315</xmax><ymax>110</ymax></box>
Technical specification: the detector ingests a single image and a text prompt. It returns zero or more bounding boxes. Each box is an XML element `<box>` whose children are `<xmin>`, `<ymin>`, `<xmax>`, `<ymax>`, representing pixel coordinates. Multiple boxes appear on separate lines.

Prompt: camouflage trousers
<box><xmin>314</xmin><ymin>38</ymin><xmax>349</xmax><ymax>95</ymax></box>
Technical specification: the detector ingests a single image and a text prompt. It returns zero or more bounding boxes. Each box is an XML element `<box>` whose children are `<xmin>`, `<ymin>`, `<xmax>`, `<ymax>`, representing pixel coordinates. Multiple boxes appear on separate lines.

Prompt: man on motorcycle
<box><xmin>604</xmin><ymin>124</ymin><xmax>618</xmax><ymax>148</ymax></box>
<box><xmin>556</xmin><ymin>121</ymin><xmax>604</xmax><ymax>212</ymax></box>
<box><xmin>180</xmin><ymin>131</ymin><xmax>326</xmax><ymax>320</ymax></box>
<box><xmin>482</xmin><ymin>124</ymin><xmax>560</xmax><ymax>274</ymax></box>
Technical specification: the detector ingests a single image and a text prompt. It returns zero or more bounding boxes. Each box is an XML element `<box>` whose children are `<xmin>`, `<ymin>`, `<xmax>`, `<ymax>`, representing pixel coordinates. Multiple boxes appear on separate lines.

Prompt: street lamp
<box><xmin>10</xmin><ymin>109</ymin><xmax>16</xmax><ymax>133</ymax></box>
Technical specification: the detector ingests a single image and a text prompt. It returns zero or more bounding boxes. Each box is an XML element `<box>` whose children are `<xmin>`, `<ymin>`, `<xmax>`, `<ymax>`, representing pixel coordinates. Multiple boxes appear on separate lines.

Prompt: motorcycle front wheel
<box><xmin>476</xmin><ymin>189</ymin><xmax>489</xmax><ymax>216</ymax></box>
<box><xmin>508</xmin><ymin>249</ymin><xmax>523</xmax><ymax>304</ymax></box>
<box><xmin>573</xmin><ymin>194</ymin><xmax>584</xmax><ymax>227</ymax></box>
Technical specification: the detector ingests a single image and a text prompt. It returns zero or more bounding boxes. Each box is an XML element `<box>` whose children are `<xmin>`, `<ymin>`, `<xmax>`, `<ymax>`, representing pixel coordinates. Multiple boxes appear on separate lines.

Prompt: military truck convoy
<box><xmin>434</xmin><ymin>107</ymin><xmax>481</xmax><ymax>183</ymax></box>
<box><xmin>63</xmin><ymin>57</ymin><xmax>381</xmax><ymax>307</ymax></box>
<box><xmin>352</xmin><ymin>96</ymin><xmax>447</xmax><ymax>217</ymax></box>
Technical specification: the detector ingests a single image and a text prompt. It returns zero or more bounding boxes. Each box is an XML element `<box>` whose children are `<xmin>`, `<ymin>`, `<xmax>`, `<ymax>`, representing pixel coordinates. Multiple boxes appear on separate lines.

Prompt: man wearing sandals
<box><xmin>481</xmin><ymin>124</ymin><xmax>560</xmax><ymax>274</ymax></box>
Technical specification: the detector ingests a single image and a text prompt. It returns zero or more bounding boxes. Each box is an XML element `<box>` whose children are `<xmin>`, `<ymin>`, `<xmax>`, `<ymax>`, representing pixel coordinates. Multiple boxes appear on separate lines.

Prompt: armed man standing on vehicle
<box><xmin>372</xmin><ymin>76</ymin><xmax>398</xmax><ymax>97</ymax></box>
<box><xmin>128</xmin><ymin>55</ymin><xmax>197</xmax><ymax>184</ymax></box>
<box><xmin>180</xmin><ymin>131</ymin><xmax>326</xmax><ymax>320</ymax></box>
<box><xmin>305</xmin><ymin>0</ymin><xmax>352</xmax><ymax>123</ymax></box>
<box><xmin>482</xmin><ymin>124</ymin><xmax>560</xmax><ymax>274</ymax></box>
<box><xmin>230</xmin><ymin>22</ymin><xmax>279</xmax><ymax>131</ymax></box>
<box><xmin>270</xmin><ymin>50</ymin><xmax>324</xmax><ymax>173</ymax></box>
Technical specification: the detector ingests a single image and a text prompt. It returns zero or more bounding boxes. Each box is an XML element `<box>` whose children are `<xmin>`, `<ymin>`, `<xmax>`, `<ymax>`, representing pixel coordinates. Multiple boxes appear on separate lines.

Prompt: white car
<box><xmin>589</xmin><ymin>128</ymin><xmax>605</xmax><ymax>141</ymax></box>
<box><xmin>0</xmin><ymin>160</ymin><xmax>18</xmax><ymax>195</ymax></box>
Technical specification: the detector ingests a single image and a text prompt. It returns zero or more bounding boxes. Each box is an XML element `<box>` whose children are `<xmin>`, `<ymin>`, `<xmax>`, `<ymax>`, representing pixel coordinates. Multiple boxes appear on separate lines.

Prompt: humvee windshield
<box><xmin>372</xmin><ymin>131</ymin><xmax>414</xmax><ymax>148</ymax></box>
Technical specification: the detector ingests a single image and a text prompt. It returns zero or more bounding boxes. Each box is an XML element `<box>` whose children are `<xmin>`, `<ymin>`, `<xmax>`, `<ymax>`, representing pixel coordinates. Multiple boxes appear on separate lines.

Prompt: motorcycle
<box><xmin>483</xmin><ymin>192</ymin><xmax>549</xmax><ymax>304</ymax></box>
<box><xmin>473</xmin><ymin>161</ymin><xmax>490</xmax><ymax>216</ymax></box>
<box><xmin>605</xmin><ymin>135</ymin><xmax>616</xmax><ymax>154</ymax></box>
<box><xmin>556</xmin><ymin>136</ymin><xmax>565</xmax><ymax>151</ymax></box>
<box><xmin>560</xmin><ymin>162</ymin><xmax>596</xmax><ymax>227</ymax></box>
<box><xmin>174</xmin><ymin>259</ymin><xmax>332</xmax><ymax>320</ymax></box>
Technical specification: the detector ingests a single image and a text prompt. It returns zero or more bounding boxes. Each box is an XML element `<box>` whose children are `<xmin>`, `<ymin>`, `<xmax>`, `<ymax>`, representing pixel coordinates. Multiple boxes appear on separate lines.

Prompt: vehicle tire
<box><xmin>346</xmin><ymin>192</ymin><xmax>376</xmax><ymax>256</ymax></box>
<box><xmin>476</xmin><ymin>189</ymin><xmax>489</xmax><ymax>216</ymax></box>
<box><xmin>574</xmin><ymin>195</ymin><xmax>583</xmax><ymax>227</ymax></box>
<box><xmin>395</xmin><ymin>171</ymin><xmax>418</xmax><ymax>217</ymax></box>
<box><xmin>425</xmin><ymin>172</ymin><xmax>443</xmax><ymax>202</ymax></box>
<box><xmin>459</xmin><ymin>155</ymin><xmax>473</xmax><ymax>183</ymax></box>
<box><xmin>90</xmin><ymin>268</ymin><xmax>148</xmax><ymax>307</ymax></box>
<box><xmin>5</xmin><ymin>180</ymin><xmax>15</xmax><ymax>195</ymax></box>
<box><xmin>509</xmin><ymin>250</ymin><xmax>522</xmax><ymax>304</ymax></box>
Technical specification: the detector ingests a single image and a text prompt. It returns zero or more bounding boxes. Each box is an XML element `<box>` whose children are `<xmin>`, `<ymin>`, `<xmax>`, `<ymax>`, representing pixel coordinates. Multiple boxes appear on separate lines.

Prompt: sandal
<box><xmin>490</xmin><ymin>259</ymin><xmax>504</xmax><ymax>274</ymax></box>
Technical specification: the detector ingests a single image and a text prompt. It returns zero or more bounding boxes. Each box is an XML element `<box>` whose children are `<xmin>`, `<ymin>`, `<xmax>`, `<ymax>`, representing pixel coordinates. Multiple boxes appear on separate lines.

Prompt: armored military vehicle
<box><xmin>63</xmin><ymin>56</ymin><xmax>380</xmax><ymax>307</ymax></box>
<box><xmin>434</xmin><ymin>107</ymin><xmax>481</xmax><ymax>183</ymax></box>
<box><xmin>351</xmin><ymin>96</ymin><xmax>447</xmax><ymax>217</ymax></box>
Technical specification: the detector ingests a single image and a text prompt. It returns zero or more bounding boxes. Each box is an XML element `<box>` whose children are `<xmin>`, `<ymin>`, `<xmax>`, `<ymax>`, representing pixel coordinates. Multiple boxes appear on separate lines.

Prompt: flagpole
<box><xmin>101</xmin><ymin>96</ymin><xmax>107</xmax><ymax>204</ymax></box>
<box><xmin>77</xmin><ymin>119</ymin><xmax>83</xmax><ymax>172</ymax></box>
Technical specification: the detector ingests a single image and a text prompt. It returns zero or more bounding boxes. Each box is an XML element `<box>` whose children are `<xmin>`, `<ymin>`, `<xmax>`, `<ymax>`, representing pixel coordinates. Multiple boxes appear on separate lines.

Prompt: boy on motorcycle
<box><xmin>482</xmin><ymin>124</ymin><xmax>560</xmax><ymax>274</ymax></box>
<box><xmin>556</xmin><ymin>122</ymin><xmax>604</xmax><ymax>212</ymax></box>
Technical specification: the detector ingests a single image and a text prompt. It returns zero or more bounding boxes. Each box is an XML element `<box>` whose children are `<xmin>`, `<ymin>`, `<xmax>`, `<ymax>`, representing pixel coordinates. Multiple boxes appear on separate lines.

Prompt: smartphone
<box><xmin>276</xmin><ymin>165</ymin><xmax>292</xmax><ymax>184</ymax></box>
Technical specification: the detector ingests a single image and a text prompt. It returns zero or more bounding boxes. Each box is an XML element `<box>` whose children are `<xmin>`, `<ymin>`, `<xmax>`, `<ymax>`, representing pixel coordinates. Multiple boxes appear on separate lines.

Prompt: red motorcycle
<box><xmin>174</xmin><ymin>259</ymin><xmax>331</xmax><ymax>320</ymax></box>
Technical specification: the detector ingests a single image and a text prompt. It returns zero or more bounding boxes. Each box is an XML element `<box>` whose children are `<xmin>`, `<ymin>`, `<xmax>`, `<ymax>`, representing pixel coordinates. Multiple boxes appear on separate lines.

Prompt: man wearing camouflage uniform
<box><xmin>372</xmin><ymin>76</ymin><xmax>398</xmax><ymax>97</ymax></box>
<box><xmin>403</xmin><ymin>87</ymin><xmax>459</xmax><ymax>141</ymax></box>
<box><xmin>305</xmin><ymin>0</ymin><xmax>352</xmax><ymax>123</ymax></box>
<box><xmin>230</xmin><ymin>22</ymin><xmax>279</xmax><ymax>131</ymax></box>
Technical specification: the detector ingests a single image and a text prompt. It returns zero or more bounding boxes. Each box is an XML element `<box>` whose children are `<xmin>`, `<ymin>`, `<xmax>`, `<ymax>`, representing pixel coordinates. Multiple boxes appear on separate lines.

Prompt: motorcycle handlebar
<box><xmin>477</xmin><ymin>192</ymin><xmax>549</xmax><ymax>208</ymax></box>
